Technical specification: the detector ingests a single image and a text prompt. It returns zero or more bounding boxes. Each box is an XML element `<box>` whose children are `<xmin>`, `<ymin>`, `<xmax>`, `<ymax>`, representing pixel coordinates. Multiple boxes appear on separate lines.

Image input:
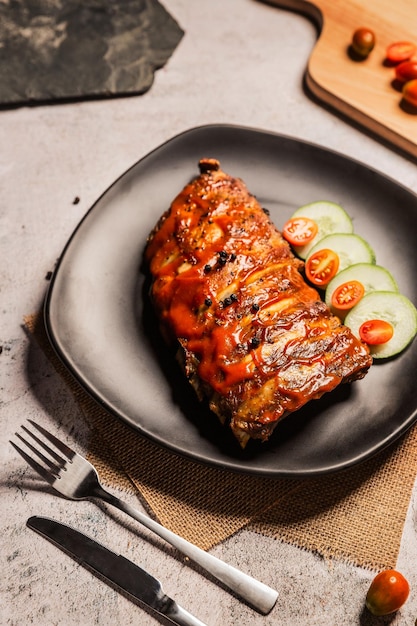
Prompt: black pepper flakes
<box><xmin>204</xmin><ymin>297</ymin><xmax>212</xmax><ymax>307</ymax></box>
<box><xmin>204</xmin><ymin>264</ymin><xmax>212</xmax><ymax>273</ymax></box>
<box><xmin>251</xmin><ymin>337</ymin><xmax>261</xmax><ymax>348</ymax></box>
<box><xmin>230</xmin><ymin>293</ymin><xmax>238</xmax><ymax>302</ymax></box>
<box><xmin>217</xmin><ymin>251</ymin><xmax>228</xmax><ymax>266</ymax></box>
<box><xmin>251</xmin><ymin>303</ymin><xmax>260</xmax><ymax>312</ymax></box>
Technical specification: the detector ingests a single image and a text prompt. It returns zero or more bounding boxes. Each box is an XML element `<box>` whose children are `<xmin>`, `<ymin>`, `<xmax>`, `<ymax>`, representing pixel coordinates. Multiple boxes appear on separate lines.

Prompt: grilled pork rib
<box><xmin>145</xmin><ymin>159</ymin><xmax>372</xmax><ymax>448</ymax></box>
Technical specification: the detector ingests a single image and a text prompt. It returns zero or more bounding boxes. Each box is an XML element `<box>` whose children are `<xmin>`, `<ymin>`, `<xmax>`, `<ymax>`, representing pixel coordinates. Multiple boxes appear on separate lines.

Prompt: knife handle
<box><xmin>165</xmin><ymin>601</ymin><xmax>208</xmax><ymax>626</ymax></box>
<box><xmin>95</xmin><ymin>486</ymin><xmax>278</xmax><ymax>614</ymax></box>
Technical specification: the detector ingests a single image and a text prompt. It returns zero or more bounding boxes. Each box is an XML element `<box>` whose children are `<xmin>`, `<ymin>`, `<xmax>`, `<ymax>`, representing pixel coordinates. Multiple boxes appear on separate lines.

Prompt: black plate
<box><xmin>44</xmin><ymin>125</ymin><xmax>417</xmax><ymax>476</ymax></box>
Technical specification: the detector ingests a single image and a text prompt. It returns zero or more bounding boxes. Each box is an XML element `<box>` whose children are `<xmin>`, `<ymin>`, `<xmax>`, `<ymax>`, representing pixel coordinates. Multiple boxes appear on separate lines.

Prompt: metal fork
<box><xmin>10</xmin><ymin>420</ymin><xmax>278</xmax><ymax>615</ymax></box>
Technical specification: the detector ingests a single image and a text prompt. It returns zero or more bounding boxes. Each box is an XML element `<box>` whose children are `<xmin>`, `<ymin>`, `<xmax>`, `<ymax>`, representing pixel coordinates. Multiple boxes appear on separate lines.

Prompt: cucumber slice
<box><xmin>325</xmin><ymin>263</ymin><xmax>399</xmax><ymax>312</ymax></box>
<box><xmin>289</xmin><ymin>201</ymin><xmax>353</xmax><ymax>259</ymax></box>
<box><xmin>307</xmin><ymin>233</ymin><xmax>376</xmax><ymax>275</ymax></box>
<box><xmin>345</xmin><ymin>291</ymin><xmax>417</xmax><ymax>359</ymax></box>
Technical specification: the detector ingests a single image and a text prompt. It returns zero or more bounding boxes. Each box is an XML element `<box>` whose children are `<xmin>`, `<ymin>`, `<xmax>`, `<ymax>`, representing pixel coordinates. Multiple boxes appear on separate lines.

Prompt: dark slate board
<box><xmin>0</xmin><ymin>0</ymin><xmax>184</xmax><ymax>106</ymax></box>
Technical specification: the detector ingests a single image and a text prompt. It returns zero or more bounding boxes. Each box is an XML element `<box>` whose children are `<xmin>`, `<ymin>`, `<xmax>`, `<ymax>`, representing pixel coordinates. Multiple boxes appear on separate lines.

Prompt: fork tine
<box><xmin>27</xmin><ymin>420</ymin><xmax>75</xmax><ymax>460</ymax></box>
<box><xmin>10</xmin><ymin>440</ymin><xmax>56</xmax><ymax>486</ymax></box>
<box><xmin>16</xmin><ymin>429</ymin><xmax>64</xmax><ymax>471</ymax></box>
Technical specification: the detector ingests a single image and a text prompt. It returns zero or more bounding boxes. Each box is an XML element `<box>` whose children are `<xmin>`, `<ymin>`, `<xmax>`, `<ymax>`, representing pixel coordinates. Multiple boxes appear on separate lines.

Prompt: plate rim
<box><xmin>43</xmin><ymin>123</ymin><xmax>417</xmax><ymax>476</ymax></box>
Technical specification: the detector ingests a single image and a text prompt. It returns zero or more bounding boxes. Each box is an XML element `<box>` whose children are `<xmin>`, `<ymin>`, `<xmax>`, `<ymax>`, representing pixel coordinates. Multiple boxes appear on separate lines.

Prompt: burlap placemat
<box><xmin>24</xmin><ymin>312</ymin><xmax>417</xmax><ymax>571</ymax></box>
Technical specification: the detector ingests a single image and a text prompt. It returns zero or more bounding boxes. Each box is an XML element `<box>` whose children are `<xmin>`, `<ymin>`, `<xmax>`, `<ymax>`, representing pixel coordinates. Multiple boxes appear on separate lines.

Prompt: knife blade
<box><xmin>27</xmin><ymin>516</ymin><xmax>207</xmax><ymax>626</ymax></box>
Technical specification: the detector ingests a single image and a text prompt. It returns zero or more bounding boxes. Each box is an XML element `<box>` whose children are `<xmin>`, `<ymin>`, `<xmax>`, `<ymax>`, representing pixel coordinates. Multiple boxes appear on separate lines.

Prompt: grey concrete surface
<box><xmin>2</xmin><ymin>1</ymin><xmax>417</xmax><ymax>624</ymax></box>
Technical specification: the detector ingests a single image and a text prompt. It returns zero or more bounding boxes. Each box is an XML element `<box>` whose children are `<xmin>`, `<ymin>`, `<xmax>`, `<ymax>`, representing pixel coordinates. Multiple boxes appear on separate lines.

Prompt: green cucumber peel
<box><xmin>325</xmin><ymin>263</ymin><xmax>399</xmax><ymax>313</ymax></box>
<box><xmin>290</xmin><ymin>201</ymin><xmax>353</xmax><ymax>259</ymax></box>
<box><xmin>307</xmin><ymin>233</ymin><xmax>376</xmax><ymax>273</ymax></box>
<box><xmin>344</xmin><ymin>291</ymin><xmax>417</xmax><ymax>359</ymax></box>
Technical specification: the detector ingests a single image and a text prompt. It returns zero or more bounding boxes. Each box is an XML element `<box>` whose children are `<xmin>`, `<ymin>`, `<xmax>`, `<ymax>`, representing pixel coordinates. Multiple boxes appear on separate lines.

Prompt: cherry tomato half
<box><xmin>402</xmin><ymin>79</ymin><xmax>417</xmax><ymax>107</ymax></box>
<box><xmin>359</xmin><ymin>319</ymin><xmax>394</xmax><ymax>345</ymax></box>
<box><xmin>305</xmin><ymin>249</ymin><xmax>339</xmax><ymax>287</ymax></box>
<box><xmin>331</xmin><ymin>280</ymin><xmax>365</xmax><ymax>310</ymax></box>
<box><xmin>351</xmin><ymin>28</ymin><xmax>376</xmax><ymax>57</ymax></box>
<box><xmin>395</xmin><ymin>60</ymin><xmax>417</xmax><ymax>83</ymax></box>
<box><xmin>386</xmin><ymin>41</ymin><xmax>416</xmax><ymax>64</ymax></box>
<box><xmin>366</xmin><ymin>569</ymin><xmax>410</xmax><ymax>616</ymax></box>
<box><xmin>282</xmin><ymin>217</ymin><xmax>318</xmax><ymax>246</ymax></box>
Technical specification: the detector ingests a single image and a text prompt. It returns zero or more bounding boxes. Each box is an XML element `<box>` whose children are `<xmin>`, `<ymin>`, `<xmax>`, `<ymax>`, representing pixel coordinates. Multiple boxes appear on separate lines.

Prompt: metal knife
<box><xmin>27</xmin><ymin>516</ymin><xmax>207</xmax><ymax>626</ymax></box>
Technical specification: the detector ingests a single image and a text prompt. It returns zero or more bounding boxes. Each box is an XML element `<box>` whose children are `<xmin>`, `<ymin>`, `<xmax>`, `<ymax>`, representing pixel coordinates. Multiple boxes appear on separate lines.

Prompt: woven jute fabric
<box><xmin>24</xmin><ymin>312</ymin><xmax>417</xmax><ymax>571</ymax></box>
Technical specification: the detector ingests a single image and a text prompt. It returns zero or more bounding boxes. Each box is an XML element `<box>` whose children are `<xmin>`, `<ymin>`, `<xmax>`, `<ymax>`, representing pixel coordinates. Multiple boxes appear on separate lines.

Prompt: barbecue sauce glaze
<box><xmin>145</xmin><ymin>159</ymin><xmax>372</xmax><ymax>446</ymax></box>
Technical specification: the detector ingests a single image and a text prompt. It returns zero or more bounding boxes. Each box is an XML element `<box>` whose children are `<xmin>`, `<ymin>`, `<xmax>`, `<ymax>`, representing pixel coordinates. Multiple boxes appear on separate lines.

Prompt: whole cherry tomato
<box><xmin>402</xmin><ymin>79</ymin><xmax>417</xmax><ymax>107</ymax></box>
<box><xmin>305</xmin><ymin>249</ymin><xmax>339</xmax><ymax>287</ymax></box>
<box><xmin>386</xmin><ymin>41</ymin><xmax>416</xmax><ymax>64</ymax></box>
<box><xmin>395</xmin><ymin>60</ymin><xmax>417</xmax><ymax>83</ymax></box>
<box><xmin>366</xmin><ymin>569</ymin><xmax>410</xmax><ymax>616</ymax></box>
<box><xmin>359</xmin><ymin>319</ymin><xmax>394</xmax><ymax>345</ymax></box>
<box><xmin>351</xmin><ymin>28</ymin><xmax>376</xmax><ymax>57</ymax></box>
<box><xmin>331</xmin><ymin>280</ymin><xmax>365</xmax><ymax>310</ymax></box>
<box><xmin>282</xmin><ymin>217</ymin><xmax>318</xmax><ymax>246</ymax></box>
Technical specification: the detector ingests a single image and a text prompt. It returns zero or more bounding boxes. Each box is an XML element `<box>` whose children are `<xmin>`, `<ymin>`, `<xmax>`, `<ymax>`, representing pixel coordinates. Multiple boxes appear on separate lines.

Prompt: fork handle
<box><xmin>96</xmin><ymin>486</ymin><xmax>278</xmax><ymax>614</ymax></box>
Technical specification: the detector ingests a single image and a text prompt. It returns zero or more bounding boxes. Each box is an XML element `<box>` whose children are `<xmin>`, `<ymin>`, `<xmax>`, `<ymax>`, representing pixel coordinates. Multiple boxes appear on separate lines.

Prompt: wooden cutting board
<box><xmin>263</xmin><ymin>0</ymin><xmax>417</xmax><ymax>159</ymax></box>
